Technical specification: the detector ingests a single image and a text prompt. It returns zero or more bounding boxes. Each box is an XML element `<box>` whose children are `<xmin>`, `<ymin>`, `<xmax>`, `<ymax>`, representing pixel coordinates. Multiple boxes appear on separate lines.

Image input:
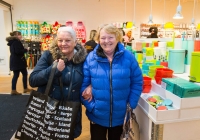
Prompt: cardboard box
<box><xmin>139</xmin><ymin>92</ymin><xmax>179</xmax><ymax>122</ymax></box>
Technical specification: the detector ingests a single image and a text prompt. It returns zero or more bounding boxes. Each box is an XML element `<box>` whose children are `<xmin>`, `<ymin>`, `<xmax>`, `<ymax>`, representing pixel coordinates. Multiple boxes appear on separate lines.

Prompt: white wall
<box><xmin>0</xmin><ymin>0</ymin><xmax>200</xmax><ymax>76</ymax></box>
<box><xmin>0</xmin><ymin>8</ymin><xmax>10</xmax><ymax>76</ymax></box>
<box><xmin>11</xmin><ymin>0</ymin><xmax>200</xmax><ymax>40</ymax></box>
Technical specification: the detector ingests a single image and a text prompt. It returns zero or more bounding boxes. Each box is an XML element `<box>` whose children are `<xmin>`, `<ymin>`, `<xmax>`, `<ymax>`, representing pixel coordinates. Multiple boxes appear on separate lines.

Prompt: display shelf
<box><xmin>139</xmin><ymin>23</ymin><xmax>197</xmax><ymax>38</ymax></box>
<box><xmin>138</xmin><ymin>75</ymin><xmax>200</xmax><ymax>124</ymax></box>
<box><xmin>140</xmin><ymin>23</ymin><xmax>162</xmax><ymax>38</ymax></box>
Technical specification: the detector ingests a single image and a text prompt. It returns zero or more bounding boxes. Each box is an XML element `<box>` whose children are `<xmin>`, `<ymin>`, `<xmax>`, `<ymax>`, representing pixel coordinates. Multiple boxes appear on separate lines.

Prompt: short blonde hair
<box><xmin>96</xmin><ymin>24</ymin><xmax>122</xmax><ymax>43</ymax></box>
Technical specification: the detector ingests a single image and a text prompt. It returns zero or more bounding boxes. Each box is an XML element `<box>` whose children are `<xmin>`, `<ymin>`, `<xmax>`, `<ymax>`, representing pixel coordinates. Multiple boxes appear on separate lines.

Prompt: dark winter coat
<box><xmin>84</xmin><ymin>40</ymin><xmax>97</xmax><ymax>53</ymax></box>
<box><xmin>29</xmin><ymin>43</ymin><xmax>87</xmax><ymax>138</ymax></box>
<box><xmin>6</xmin><ymin>37</ymin><xmax>27</xmax><ymax>71</ymax></box>
<box><xmin>81</xmin><ymin>42</ymin><xmax>143</xmax><ymax>127</ymax></box>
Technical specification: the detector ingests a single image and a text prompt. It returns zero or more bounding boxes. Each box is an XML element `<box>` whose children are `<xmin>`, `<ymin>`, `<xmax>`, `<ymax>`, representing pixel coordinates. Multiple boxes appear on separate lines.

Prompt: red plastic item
<box><xmin>160</xmin><ymin>62</ymin><xmax>168</xmax><ymax>67</ymax></box>
<box><xmin>155</xmin><ymin>76</ymin><xmax>162</xmax><ymax>85</ymax></box>
<box><xmin>157</xmin><ymin>106</ymin><xmax>168</xmax><ymax>110</ymax></box>
<box><xmin>143</xmin><ymin>85</ymin><xmax>152</xmax><ymax>93</ymax></box>
<box><xmin>154</xmin><ymin>42</ymin><xmax>158</xmax><ymax>47</ymax></box>
<box><xmin>155</xmin><ymin>68</ymin><xmax>173</xmax><ymax>77</ymax></box>
<box><xmin>143</xmin><ymin>76</ymin><xmax>152</xmax><ymax>86</ymax></box>
<box><xmin>148</xmin><ymin>97</ymin><xmax>157</xmax><ymax>102</ymax></box>
<box><xmin>146</xmin><ymin>43</ymin><xmax>149</xmax><ymax>47</ymax></box>
<box><xmin>194</xmin><ymin>40</ymin><xmax>200</xmax><ymax>51</ymax></box>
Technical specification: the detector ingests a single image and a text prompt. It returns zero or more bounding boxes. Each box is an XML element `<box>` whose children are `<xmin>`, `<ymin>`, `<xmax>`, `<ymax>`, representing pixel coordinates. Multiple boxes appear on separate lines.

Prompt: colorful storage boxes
<box><xmin>162</xmin><ymin>78</ymin><xmax>200</xmax><ymax>98</ymax></box>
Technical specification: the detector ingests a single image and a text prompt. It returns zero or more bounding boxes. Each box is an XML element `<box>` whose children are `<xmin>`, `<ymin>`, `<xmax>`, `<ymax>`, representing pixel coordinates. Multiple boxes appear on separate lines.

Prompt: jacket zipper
<box><xmin>109</xmin><ymin>61</ymin><xmax>113</xmax><ymax>127</ymax></box>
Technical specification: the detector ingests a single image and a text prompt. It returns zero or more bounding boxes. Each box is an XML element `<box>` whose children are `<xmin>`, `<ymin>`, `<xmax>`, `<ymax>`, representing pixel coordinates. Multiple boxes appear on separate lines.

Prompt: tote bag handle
<box><xmin>44</xmin><ymin>62</ymin><xmax>57</xmax><ymax>95</ymax></box>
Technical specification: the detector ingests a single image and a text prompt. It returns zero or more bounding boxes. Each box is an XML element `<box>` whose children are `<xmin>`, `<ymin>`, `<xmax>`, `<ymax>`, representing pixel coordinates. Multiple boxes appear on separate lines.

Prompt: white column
<box><xmin>0</xmin><ymin>8</ymin><xmax>10</xmax><ymax>76</ymax></box>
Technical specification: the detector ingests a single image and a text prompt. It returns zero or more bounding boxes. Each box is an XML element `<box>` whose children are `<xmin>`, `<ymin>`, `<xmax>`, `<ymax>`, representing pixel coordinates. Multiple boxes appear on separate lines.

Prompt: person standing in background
<box><xmin>6</xmin><ymin>31</ymin><xmax>32</xmax><ymax>95</ymax></box>
<box><xmin>147</xmin><ymin>26</ymin><xmax>158</xmax><ymax>38</ymax></box>
<box><xmin>81</xmin><ymin>24</ymin><xmax>143</xmax><ymax>140</ymax></box>
<box><xmin>124</xmin><ymin>30</ymin><xmax>134</xmax><ymax>47</ymax></box>
<box><xmin>84</xmin><ymin>30</ymin><xmax>97</xmax><ymax>53</ymax></box>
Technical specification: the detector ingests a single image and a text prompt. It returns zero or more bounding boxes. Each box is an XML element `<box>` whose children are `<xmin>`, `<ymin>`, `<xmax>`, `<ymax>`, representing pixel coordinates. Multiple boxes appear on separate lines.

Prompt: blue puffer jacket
<box><xmin>81</xmin><ymin>42</ymin><xmax>143</xmax><ymax>127</ymax></box>
<box><xmin>29</xmin><ymin>43</ymin><xmax>87</xmax><ymax>138</ymax></box>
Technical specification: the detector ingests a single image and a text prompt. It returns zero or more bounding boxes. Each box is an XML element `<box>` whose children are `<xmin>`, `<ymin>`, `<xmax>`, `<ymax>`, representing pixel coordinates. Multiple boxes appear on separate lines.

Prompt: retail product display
<box><xmin>140</xmin><ymin>22</ymin><xmax>199</xmax><ymax>39</ymax></box>
<box><xmin>140</xmin><ymin>23</ymin><xmax>162</xmax><ymax>38</ymax></box>
<box><xmin>161</xmin><ymin>77</ymin><xmax>200</xmax><ymax>98</ymax></box>
<box><xmin>143</xmin><ymin>76</ymin><xmax>152</xmax><ymax>93</ymax></box>
<box><xmin>51</xmin><ymin>21</ymin><xmax>61</xmax><ymax>34</ymax></box>
<box><xmin>146</xmin><ymin>95</ymin><xmax>174</xmax><ymax>110</ymax></box>
<box><xmin>16</xmin><ymin>20</ymin><xmax>87</xmax><ymax>69</ymax></box>
<box><xmin>154</xmin><ymin>68</ymin><xmax>173</xmax><ymax>84</ymax></box>
<box><xmin>168</xmin><ymin>49</ymin><xmax>185</xmax><ymax>73</ymax></box>
<box><xmin>190</xmin><ymin>52</ymin><xmax>200</xmax><ymax>82</ymax></box>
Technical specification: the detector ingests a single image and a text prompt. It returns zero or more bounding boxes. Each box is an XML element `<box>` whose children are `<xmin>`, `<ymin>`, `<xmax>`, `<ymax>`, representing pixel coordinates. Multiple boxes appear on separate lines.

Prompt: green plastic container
<box><xmin>168</xmin><ymin>49</ymin><xmax>185</xmax><ymax>73</ymax></box>
<box><xmin>162</xmin><ymin>78</ymin><xmax>200</xmax><ymax>98</ymax></box>
<box><xmin>190</xmin><ymin>52</ymin><xmax>200</xmax><ymax>82</ymax></box>
<box><xmin>162</xmin><ymin>78</ymin><xmax>188</xmax><ymax>94</ymax></box>
<box><xmin>174</xmin><ymin>82</ymin><xmax>200</xmax><ymax>98</ymax></box>
<box><xmin>186</xmin><ymin>40</ymin><xmax>194</xmax><ymax>65</ymax></box>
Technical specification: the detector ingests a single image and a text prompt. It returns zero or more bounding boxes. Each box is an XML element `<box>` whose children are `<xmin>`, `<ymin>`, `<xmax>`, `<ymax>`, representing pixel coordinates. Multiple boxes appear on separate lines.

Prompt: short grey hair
<box><xmin>57</xmin><ymin>26</ymin><xmax>77</xmax><ymax>41</ymax></box>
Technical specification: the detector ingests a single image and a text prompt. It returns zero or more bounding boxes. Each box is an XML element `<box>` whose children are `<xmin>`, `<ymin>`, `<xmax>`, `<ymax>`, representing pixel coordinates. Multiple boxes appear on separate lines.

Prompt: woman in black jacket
<box><xmin>84</xmin><ymin>30</ymin><xmax>97</xmax><ymax>53</ymax></box>
<box><xmin>6</xmin><ymin>31</ymin><xmax>31</xmax><ymax>95</ymax></box>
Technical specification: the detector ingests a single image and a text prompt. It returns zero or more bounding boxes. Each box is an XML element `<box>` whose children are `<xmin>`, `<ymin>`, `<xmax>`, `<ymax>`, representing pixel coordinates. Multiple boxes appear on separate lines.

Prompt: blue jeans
<box><xmin>12</xmin><ymin>68</ymin><xmax>28</xmax><ymax>90</ymax></box>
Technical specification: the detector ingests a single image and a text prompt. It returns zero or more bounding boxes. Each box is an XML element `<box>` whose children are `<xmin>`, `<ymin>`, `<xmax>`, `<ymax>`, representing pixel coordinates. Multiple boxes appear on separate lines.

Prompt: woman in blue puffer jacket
<box><xmin>81</xmin><ymin>24</ymin><xmax>143</xmax><ymax>140</ymax></box>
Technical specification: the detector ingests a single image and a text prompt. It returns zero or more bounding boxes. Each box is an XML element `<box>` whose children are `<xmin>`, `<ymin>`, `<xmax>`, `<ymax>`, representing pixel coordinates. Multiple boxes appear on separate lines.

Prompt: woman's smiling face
<box><xmin>57</xmin><ymin>31</ymin><xmax>76</xmax><ymax>55</ymax></box>
<box><xmin>99</xmin><ymin>29</ymin><xmax>118</xmax><ymax>55</ymax></box>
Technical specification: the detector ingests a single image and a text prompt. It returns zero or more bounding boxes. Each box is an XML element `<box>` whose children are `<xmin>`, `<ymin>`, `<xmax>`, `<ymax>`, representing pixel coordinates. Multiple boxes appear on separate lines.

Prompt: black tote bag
<box><xmin>15</xmin><ymin>62</ymin><xmax>81</xmax><ymax>140</ymax></box>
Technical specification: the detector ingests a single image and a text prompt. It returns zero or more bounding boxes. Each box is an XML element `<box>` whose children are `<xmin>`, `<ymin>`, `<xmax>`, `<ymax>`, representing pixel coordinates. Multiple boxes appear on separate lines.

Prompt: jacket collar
<box><xmin>93</xmin><ymin>42</ymin><xmax>125</xmax><ymax>62</ymax></box>
<box><xmin>49</xmin><ymin>42</ymin><xmax>87</xmax><ymax>64</ymax></box>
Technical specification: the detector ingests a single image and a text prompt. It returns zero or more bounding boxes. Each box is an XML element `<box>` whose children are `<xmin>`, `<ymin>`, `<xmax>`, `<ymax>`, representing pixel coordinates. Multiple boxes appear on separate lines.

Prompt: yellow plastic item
<box><xmin>145</xmin><ymin>60</ymin><xmax>157</xmax><ymax>65</ymax></box>
<box><xmin>126</xmin><ymin>22</ymin><xmax>133</xmax><ymax>29</ymax></box>
<box><xmin>146</xmin><ymin>47</ymin><xmax>154</xmax><ymax>56</ymax></box>
<box><xmin>164</xmin><ymin>22</ymin><xmax>174</xmax><ymax>29</ymax></box>
<box><xmin>196</xmin><ymin>23</ymin><xmax>200</xmax><ymax>30</ymax></box>
<box><xmin>137</xmin><ymin>53</ymin><xmax>143</xmax><ymax>64</ymax></box>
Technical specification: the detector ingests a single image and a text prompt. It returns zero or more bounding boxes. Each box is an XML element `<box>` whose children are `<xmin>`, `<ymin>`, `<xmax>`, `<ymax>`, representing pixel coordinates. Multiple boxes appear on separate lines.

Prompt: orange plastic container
<box><xmin>143</xmin><ymin>85</ymin><xmax>152</xmax><ymax>93</ymax></box>
<box><xmin>143</xmin><ymin>76</ymin><xmax>152</xmax><ymax>86</ymax></box>
<box><xmin>194</xmin><ymin>40</ymin><xmax>200</xmax><ymax>51</ymax></box>
<box><xmin>154</xmin><ymin>42</ymin><xmax>158</xmax><ymax>47</ymax></box>
<box><xmin>155</xmin><ymin>68</ymin><xmax>173</xmax><ymax>77</ymax></box>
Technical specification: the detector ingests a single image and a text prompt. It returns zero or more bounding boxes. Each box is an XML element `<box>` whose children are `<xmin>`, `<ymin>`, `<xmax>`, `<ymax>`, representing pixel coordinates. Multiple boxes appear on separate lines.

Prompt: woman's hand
<box><xmin>57</xmin><ymin>59</ymin><xmax>65</xmax><ymax>72</ymax></box>
<box><xmin>82</xmin><ymin>85</ymin><xmax>92</xmax><ymax>102</ymax></box>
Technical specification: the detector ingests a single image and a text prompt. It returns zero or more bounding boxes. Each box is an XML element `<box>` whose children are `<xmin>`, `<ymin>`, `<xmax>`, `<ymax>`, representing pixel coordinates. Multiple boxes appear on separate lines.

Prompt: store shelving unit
<box><xmin>140</xmin><ymin>23</ymin><xmax>197</xmax><ymax>39</ymax></box>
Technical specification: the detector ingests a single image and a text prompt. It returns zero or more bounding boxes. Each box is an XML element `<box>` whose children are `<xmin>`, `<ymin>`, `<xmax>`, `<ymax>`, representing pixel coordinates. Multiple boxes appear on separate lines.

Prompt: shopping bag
<box><xmin>15</xmin><ymin>62</ymin><xmax>80</xmax><ymax>140</ymax></box>
<box><xmin>120</xmin><ymin>104</ymin><xmax>140</xmax><ymax>140</ymax></box>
